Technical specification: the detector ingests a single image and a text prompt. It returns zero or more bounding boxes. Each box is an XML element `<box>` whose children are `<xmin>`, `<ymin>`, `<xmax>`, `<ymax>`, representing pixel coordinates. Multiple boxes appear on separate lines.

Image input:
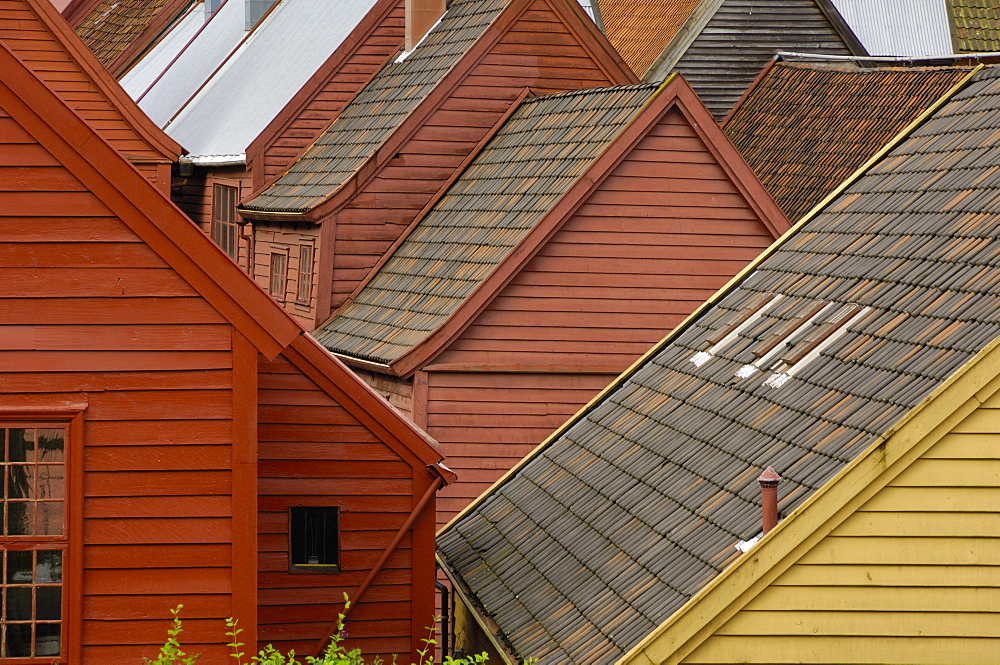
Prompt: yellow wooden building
<box><xmin>438</xmin><ymin>64</ymin><xmax>1000</xmax><ymax>664</ymax></box>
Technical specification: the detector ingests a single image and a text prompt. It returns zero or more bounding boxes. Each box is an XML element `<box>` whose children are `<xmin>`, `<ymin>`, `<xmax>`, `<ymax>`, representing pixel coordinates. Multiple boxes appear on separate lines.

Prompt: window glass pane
<box><xmin>7</xmin><ymin>501</ymin><xmax>32</xmax><ymax>535</ymax></box>
<box><xmin>37</xmin><ymin>465</ymin><xmax>63</xmax><ymax>500</ymax></box>
<box><xmin>36</xmin><ymin>552</ymin><xmax>61</xmax><ymax>584</ymax></box>
<box><xmin>6</xmin><ymin>552</ymin><xmax>31</xmax><ymax>584</ymax></box>
<box><xmin>35</xmin><ymin>623</ymin><xmax>59</xmax><ymax>656</ymax></box>
<box><xmin>8</xmin><ymin>429</ymin><xmax>33</xmax><ymax>463</ymax></box>
<box><xmin>36</xmin><ymin>587</ymin><xmax>60</xmax><ymax>621</ymax></box>
<box><xmin>4</xmin><ymin>623</ymin><xmax>30</xmax><ymax>657</ymax></box>
<box><xmin>36</xmin><ymin>502</ymin><xmax>63</xmax><ymax>535</ymax></box>
<box><xmin>36</xmin><ymin>430</ymin><xmax>63</xmax><ymax>463</ymax></box>
<box><xmin>6</xmin><ymin>587</ymin><xmax>31</xmax><ymax>621</ymax></box>
<box><xmin>6</xmin><ymin>466</ymin><xmax>30</xmax><ymax>500</ymax></box>
<box><xmin>290</xmin><ymin>506</ymin><xmax>338</xmax><ymax>567</ymax></box>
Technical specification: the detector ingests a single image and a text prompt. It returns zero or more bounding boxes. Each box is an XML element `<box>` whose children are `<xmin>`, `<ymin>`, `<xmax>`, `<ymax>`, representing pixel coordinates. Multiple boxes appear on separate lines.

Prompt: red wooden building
<box><xmin>4</xmin><ymin>0</ymin><xmax>181</xmax><ymax>195</ymax></box>
<box><xmin>313</xmin><ymin>74</ymin><xmax>790</xmax><ymax>525</ymax></box>
<box><xmin>238</xmin><ymin>0</ymin><xmax>637</xmax><ymax>330</ymax></box>
<box><xmin>0</xmin><ymin>32</ymin><xmax>453</xmax><ymax>664</ymax></box>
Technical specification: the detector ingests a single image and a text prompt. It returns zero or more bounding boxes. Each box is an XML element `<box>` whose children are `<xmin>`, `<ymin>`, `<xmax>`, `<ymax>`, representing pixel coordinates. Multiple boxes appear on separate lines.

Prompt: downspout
<box><xmin>311</xmin><ymin>472</ymin><xmax>446</xmax><ymax>656</ymax></box>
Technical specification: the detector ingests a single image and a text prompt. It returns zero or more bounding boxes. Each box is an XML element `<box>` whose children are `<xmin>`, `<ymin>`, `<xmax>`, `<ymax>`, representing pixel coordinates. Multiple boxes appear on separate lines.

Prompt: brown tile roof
<box><xmin>439</xmin><ymin>65</ymin><xmax>1000</xmax><ymax>664</ymax></box>
<box><xmin>724</xmin><ymin>60</ymin><xmax>973</xmax><ymax>223</ymax></box>
<box><xmin>73</xmin><ymin>0</ymin><xmax>188</xmax><ymax>67</ymax></box>
<box><xmin>241</xmin><ymin>0</ymin><xmax>507</xmax><ymax>214</ymax></box>
<box><xmin>599</xmin><ymin>0</ymin><xmax>702</xmax><ymax>76</ymax></box>
<box><xmin>949</xmin><ymin>0</ymin><xmax>1000</xmax><ymax>52</ymax></box>
<box><xmin>314</xmin><ymin>83</ymin><xmax>660</xmax><ymax>364</ymax></box>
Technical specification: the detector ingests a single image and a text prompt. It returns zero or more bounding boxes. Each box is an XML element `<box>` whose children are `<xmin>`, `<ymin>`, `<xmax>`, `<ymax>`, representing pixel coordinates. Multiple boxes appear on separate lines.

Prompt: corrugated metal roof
<box><xmin>120</xmin><ymin>1</ymin><xmax>204</xmax><ymax>101</ymax></box>
<box><xmin>440</xmin><ymin>65</ymin><xmax>1000</xmax><ymax>665</ymax></box>
<box><xmin>725</xmin><ymin>61</ymin><xmax>972</xmax><ymax>223</ymax></box>
<box><xmin>831</xmin><ymin>0</ymin><xmax>953</xmax><ymax>56</ymax></box>
<box><xmin>129</xmin><ymin>0</ymin><xmax>248</xmax><ymax>126</ymax></box>
<box><xmin>599</xmin><ymin>0</ymin><xmax>703</xmax><ymax>76</ymax></box>
<box><xmin>159</xmin><ymin>0</ymin><xmax>379</xmax><ymax>159</ymax></box>
<box><xmin>949</xmin><ymin>0</ymin><xmax>1000</xmax><ymax>52</ymax></box>
<box><xmin>314</xmin><ymin>83</ymin><xmax>660</xmax><ymax>364</ymax></box>
<box><xmin>241</xmin><ymin>0</ymin><xmax>508</xmax><ymax>213</ymax></box>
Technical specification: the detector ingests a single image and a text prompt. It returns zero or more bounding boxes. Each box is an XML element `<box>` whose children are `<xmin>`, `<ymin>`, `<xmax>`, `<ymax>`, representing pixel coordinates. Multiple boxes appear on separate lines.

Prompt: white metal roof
<box><xmin>831</xmin><ymin>0</ymin><xmax>953</xmax><ymax>56</ymax></box>
<box><xmin>162</xmin><ymin>0</ymin><xmax>378</xmax><ymax>160</ymax></box>
<box><xmin>128</xmin><ymin>0</ymin><xmax>248</xmax><ymax>126</ymax></box>
<box><xmin>119</xmin><ymin>1</ymin><xmax>204</xmax><ymax>101</ymax></box>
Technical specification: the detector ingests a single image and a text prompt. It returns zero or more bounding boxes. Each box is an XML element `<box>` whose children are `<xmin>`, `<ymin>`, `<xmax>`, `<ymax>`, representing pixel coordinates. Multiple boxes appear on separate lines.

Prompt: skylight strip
<box><xmin>690</xmin><ymin>295</ymin><xmax>783</xmax><ymax>367</ymax></box>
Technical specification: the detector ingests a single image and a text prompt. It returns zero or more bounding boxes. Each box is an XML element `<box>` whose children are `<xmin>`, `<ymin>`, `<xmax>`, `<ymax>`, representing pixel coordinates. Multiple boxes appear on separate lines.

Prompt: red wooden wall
<box><xmin>257</xmin><ymin>353</ymin><xmax>435</xmax><ymax>662</ymax></box>
<box><xmin>0</xmin><ymin>105</ymin><xmax>238</xmax><ymax>663</ymax></box>
<box><xmin>424</xmin><ymin>108</ymin><xmax>779</xmax><ymax>525</ymax></box>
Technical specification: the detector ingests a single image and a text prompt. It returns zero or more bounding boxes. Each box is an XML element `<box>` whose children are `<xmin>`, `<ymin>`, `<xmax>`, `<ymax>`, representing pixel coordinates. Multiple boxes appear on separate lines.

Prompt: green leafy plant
<box><xmin>148</xmin><ymin>599</ymin><xmax>491</xmax><ymax>665</ymax></box>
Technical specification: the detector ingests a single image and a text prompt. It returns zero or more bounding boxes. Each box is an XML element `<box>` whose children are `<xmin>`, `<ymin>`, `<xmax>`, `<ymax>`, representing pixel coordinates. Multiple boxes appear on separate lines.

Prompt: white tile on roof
<box><xmin>162</xmin><ymin>0</ymin><xmax>378</xmax><ymax>160</ymax></box>
<box><xmin>128</xmin><ymin>0</ymin><xmax>248</xmax><ymax>126</ymax></box>
<box><xmin>831</xmin><ymin>0</ymin><xmax>953</xmax><ymax>56</ymax></box>
<box><xmin>119</xmin><ymin>1</ymin><xmax>204</xmax><ymax>101</ymax></box>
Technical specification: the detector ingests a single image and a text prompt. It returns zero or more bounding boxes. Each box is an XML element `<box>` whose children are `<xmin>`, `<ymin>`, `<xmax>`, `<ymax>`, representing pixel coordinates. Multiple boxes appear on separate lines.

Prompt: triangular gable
<box><xmin>3</xmin><ymin>0</ymin><xmax>182</xmax><ymax>188</ymax></box>
<box><xmin>239</xmin><ymin>0</ymin><xmax>635</xmax><ymax>219</ymax></box>
<box><xmin>645</xmin><ymin>0</ymin><xmax>866</xmax><ymax>118</ymax></box>
<box><xmin>619</xmin><ymin>321</ymin><xmax>1000</xmax><ymax>665</ymax></box>
<box><xmin>316</xmin><ymin>74</ymin><xmax>789</xmax><ymax>378</ymax></box>
<box><xmin>245</xmin><ymin>0</ymin><xmax>405</xmax><ymax>191</ymax></box>
<box><xmin>0</xmin><ymin>38</ymin><xmax>443</xmax><ymax>473</ymax></box>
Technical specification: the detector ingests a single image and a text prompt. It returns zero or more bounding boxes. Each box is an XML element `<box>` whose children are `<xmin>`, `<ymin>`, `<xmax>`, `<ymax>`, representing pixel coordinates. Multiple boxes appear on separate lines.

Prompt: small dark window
<box><xmin>269</xmin><ymin>252</ymin><xmax>287</xmax><ymax>301</ymax></box>
<box><xmin>289</xmin><ymin>507</ymin><xmax>339</xmax><ymax>572</ymax></box>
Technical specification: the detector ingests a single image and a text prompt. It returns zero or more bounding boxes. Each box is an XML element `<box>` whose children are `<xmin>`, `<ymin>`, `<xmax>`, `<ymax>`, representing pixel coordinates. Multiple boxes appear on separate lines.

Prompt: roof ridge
<box><xmin>523</xmin><ymin>81</ymin><xmax>660</xmax><ymax>105</ymax></box>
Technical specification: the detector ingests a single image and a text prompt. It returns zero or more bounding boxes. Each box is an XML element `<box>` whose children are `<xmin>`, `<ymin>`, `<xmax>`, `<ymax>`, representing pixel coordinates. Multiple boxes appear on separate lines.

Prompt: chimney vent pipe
<box><xmin>757</xmin><ymin>466</ymin><xmax>781</xmax><ymax>535</ymax></box>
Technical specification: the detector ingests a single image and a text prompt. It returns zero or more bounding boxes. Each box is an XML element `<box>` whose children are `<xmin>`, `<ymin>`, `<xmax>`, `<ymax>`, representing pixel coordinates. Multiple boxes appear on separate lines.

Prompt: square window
<box><xmin>289</xmin><ymin>507</ymin><xmax>339</xmax><ymax>573</ymax></box>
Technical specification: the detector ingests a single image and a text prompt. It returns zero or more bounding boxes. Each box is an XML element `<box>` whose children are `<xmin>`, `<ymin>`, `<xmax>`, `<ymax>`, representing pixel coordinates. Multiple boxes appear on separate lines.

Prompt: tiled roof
<box><xmin>725</xmin><ymin>61</ymin><xmax>972</xmax><ymax>223</ymax></box>
<box><xmin>439</xmin><ymin>65</ymin><xmax>1000</xmax><ymax>664</ymax></box>
<box><xmin>314</xmin><ymin>83</ymin><xmax>660</xmax><ymax>364</ymax></box>
<box><xmin>73</xmin><ymin>0</ymin><xmax>185</xmax><ymax>66</ymax></box>
<box><xmin>241</xmin><ymin>0</ymin><xmax>506</xmax><ymax>213</ymax></box>
<box><xmin>949</xmin><ymin>0</ymin><xmax>1000</xmax><ymax>52</ymax></box>
<box><xmin>599</xmin><ymin>0</ymin><xmax>702</xmax><ymax>76</ymax></box>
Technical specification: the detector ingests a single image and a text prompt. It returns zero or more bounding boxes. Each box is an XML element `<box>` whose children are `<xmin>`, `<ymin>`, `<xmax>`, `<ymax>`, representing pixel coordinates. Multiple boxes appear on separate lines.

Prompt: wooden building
<box><xmin>313</xmin><ymin>74</ymin><xmax>789</xmax><ymax>526</ymax></box>
<box><xmin>723</xmin><ymin>57</ymin><xmax>972</xmax><ymax>223</ymax></box>
<box><xmin>439</xmin><ymin>64</ymin><xmax>1000</xmax><ymax>665</ymax></box>
<box><xmin>0</xmin><ymin>31</ymin><xmax>454</xmax><ymax>664</ymax></box>
<box><xmin>3</xmin><ymin>0</ymin><xmax>181</xmax><ymax>195</ymax></box>
<box><xmin>237</xmin><ymin>0</ymin><xmax>637</xmax><ymax>330</ymax></box>
<box><xmin>597</xmin><ymin>0</ymin><xmax>867</xmax><ymax>118</ymax></box>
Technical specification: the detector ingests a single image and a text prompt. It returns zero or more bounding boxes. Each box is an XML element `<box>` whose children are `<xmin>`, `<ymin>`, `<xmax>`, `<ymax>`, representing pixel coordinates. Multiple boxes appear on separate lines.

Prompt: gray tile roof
<box><xmin>313</xmin><ymin>83</ymin><xmax>660</xmax><ymax>364</ymax></box>
<box><xmin>439</xmin><ymin>65</ymin><xmax>1000</xmax><ymax>664</ymax></box>
<box><xmin>241</xmin><ymin>0</ymin><xmax>507</xmax><ymax>213</ymax></box>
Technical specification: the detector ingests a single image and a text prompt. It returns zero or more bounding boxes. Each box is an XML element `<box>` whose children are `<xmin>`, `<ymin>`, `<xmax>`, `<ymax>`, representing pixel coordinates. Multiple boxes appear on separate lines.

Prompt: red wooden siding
<box><xmin>0</xmin><ymin>0</ymin><xmax>174</xmax><ymax>189</ymax></box>
<box><xmin>426</xmin><ymin>371</ymin><xmax>613</xmax><ymax>525</ymax></box>
<box><xmin>0</xmin><ymin>107</ymin><xmax>237</xmax><ymax>663</ymax></box>
<box><xmin>440</xmin><ymin>108</ymin><xmax>777</xmax><ymax>369</ymax></box>
<box><xmin>253</xmin><ymin>222</ymin><xmax>321</xmax><ymax>329</ymax></box>
<box><xmin>173</xmin><ymin>166</ymin><xmax>255</xmax><ymax>273</ymax></box>
<box><xmin>257</xmin><ymin>354</ymin><xmax>427</xmax><ymax>661</ymax></box>
<box><xmin>320</xmin><ymin>0</ymin><xmax>627</xmax><ymax>315</ymax></box>
<box><xmin>251</xmin><ymin>0</ymin><xmax>407</xmax><ymax>189</ymax></box>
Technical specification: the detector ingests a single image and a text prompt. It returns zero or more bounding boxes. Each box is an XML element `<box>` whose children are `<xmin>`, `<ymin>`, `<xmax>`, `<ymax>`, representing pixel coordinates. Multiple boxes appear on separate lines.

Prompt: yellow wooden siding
<box><xmin>683</xmin><ymin>396</ymin><xmax>1000</xmax><ymax>664</ymax></box>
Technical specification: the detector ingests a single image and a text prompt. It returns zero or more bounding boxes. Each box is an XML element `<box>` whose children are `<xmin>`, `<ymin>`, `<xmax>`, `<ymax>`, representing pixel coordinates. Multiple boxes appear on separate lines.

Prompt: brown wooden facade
<box><xmin>240</xmin><ymin>0</ymin><xmax>638</xmax><ymax>330</ymax></box>
<box><xmin>321</xmin><ymin>76</ymin><xmax>791</xmax><ymax>526</ymax></box>
<box><xmin>0</xmin><ymin>36</ymin><xmax>451</xmax><ymax>664</ymax></box>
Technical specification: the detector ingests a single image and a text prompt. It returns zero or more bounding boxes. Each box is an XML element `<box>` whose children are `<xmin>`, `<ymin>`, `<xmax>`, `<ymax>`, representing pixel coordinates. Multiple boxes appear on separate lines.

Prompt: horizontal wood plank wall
<box><xmin>684</xmin><ymin>397</ymin><xmax>1000</xmax><ymax>664</ymax></box>
<box><xmin>257</xmin><ymin>353</ymin><xmax>416</xmax><ymax>660</ymax></box>
<box><xmin>351</xmin><ymin>369</ymin><xmax>414</xmax><ymax>419</ymax></box>
<box><xmin>172</xmin><ymin>165</ymin><xmax>254</xmax><ymax>273</ymax></box>
<box><xmin>327</xmin><ymin>0</ymin><xmax>622</xmax><ymax>311</ymax></box>
<box><xmin>253</xmin><ymin>221</ymin><xmax>321</xmax><ymax>329</ymax></box>
<box><xmin>0</xmin><ymin>0</ymin><xmax>169</xmax><ymax>177</ymax></box>
<box><xmin>441</xmin><ymin>108</ymin><xmax>776</xmax><ymax>369</ymax></box>
<box><xmin>671</xmin><ymin>0</ymin><xmax>853</xmax><ymax>119</ymax></box>
<box><xmin>0</xmin><ymin>109</ymin><xmax>236</xmax><ymax>663</ymax></box>
<box><xmin>256</xmin><ymin>0</ymin><xmax>406</xmax><ymax>188</ymax></box>
<box><xmin>426</xmin><ymin>371</ymin><xmax>614</xmax><ymax>526</ymax></box>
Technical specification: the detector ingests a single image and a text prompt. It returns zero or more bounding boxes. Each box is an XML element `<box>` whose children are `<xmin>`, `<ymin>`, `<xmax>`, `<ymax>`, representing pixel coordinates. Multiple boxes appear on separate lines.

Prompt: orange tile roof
<box><xmin>600</xmin><ymin>0</ymin><xmax>702</xmax><ymax>76</ymax></box>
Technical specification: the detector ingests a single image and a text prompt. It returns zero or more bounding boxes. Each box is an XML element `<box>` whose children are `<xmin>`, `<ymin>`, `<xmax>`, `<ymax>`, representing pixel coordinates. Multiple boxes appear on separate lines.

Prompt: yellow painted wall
<box><xmin>683</xmin><ymin>392</ymin><xmax>1000</xmax><ymax>665</ymax></box>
